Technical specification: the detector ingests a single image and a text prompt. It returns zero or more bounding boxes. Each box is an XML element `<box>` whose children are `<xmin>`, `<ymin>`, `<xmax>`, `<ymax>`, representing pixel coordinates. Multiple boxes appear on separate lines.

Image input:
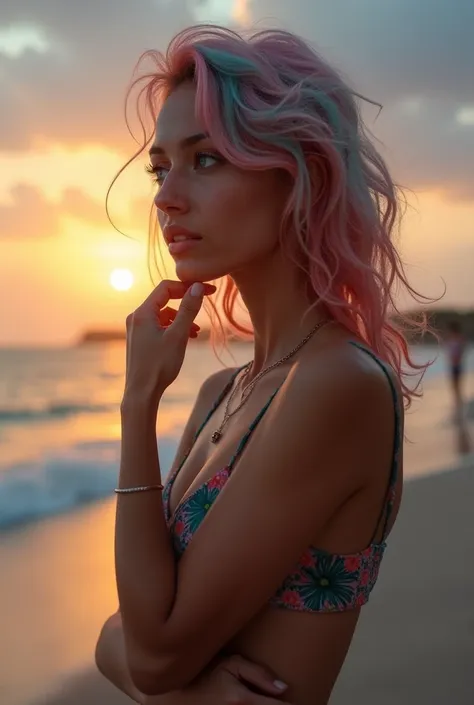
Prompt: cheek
<box><xmin>212</xmin><ymin>176</ymin><xmax>286</xmax><ymax>250</ymax></box>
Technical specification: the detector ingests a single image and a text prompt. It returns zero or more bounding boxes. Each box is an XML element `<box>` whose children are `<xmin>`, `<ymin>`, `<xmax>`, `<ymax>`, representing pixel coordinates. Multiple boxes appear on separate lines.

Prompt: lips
<box><xmin>163</xmin><ymin>226</ymin><xmax>202</xmax><ymax>245</ymax></box>
<box><xmin>173</xmin><ymin>234</ymin><xmax>201</xmax><ymax>243</ymax></box>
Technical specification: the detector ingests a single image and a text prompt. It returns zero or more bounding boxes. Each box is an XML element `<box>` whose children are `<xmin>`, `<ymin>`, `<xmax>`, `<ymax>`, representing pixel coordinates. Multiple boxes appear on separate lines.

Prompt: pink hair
<box><xmin>118</xmin><ymin>24</ymin><xmax>431</xmax><ymax>406</ymax></box>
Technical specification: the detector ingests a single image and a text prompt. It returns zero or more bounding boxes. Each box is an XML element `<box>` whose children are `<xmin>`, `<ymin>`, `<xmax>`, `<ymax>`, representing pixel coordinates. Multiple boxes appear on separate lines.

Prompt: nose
<box><xmin>154</xmin><ymin>170</ymin><xmax>190</xmax><ymax>217</ymax></box>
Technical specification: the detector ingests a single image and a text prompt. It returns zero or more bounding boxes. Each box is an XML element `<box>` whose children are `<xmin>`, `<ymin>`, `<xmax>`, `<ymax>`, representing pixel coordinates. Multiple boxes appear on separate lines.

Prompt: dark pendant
<box><xmin>211</xmin><ymin>430</ymin><xmax>222</xmax><ymax>444</ymax></box>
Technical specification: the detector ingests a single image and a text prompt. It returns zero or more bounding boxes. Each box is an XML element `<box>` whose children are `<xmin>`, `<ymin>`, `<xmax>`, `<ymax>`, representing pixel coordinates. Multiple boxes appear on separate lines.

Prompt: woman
<box><xmin>96</xmin><ymin>24</ymin><xmax>425</xmax><ymax>705</ymax></box>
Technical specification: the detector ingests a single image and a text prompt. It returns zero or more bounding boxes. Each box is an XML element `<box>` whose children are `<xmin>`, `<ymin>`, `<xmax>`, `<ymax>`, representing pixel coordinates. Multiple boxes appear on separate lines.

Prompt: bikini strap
<box><xmin>227</xmin><ymin>385</ymin><xmax>283</xmax><ymax>472</ymax></box>
<box><xmin>348</xmin><ymin>341</ymin><xmax>402</xmax><ymax>543</ymax></box>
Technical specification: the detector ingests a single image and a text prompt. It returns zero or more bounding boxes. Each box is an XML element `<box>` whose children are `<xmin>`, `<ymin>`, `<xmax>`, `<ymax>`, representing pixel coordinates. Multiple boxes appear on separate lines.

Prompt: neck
<box><xmin>231</xmin><ymin>247</ymin><xmax>327</xmax><ymax>377</ymax></box>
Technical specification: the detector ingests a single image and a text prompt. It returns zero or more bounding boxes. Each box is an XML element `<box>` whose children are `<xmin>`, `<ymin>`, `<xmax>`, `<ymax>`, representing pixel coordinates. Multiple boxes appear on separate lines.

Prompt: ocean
<box><xmin>0</xmin><ymin>341</ymin><xmax>472</xmax><ymax>532</ymax></box>
<box><xmin>0</xmin><ymin>341</ymin><xmax>251</xmax><ymax>531</ymax></box>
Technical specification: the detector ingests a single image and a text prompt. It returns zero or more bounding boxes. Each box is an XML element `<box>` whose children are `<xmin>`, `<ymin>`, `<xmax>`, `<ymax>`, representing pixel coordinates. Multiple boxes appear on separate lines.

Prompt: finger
<box><xmin>144</xmin><ymin>280</ymin><xmax>188</xmax><ymax>310</ymax></box>
<box><xmin>156</xmin><ymin>306</ymin><xmax>175</xmax><ymax>328</ymax></box>
<box><xmin>146</xmin><ymin>279</ymin><xmax>215</xmax><ymax>311</ymax></box>
<box><xmin>166</xmin><ymin>283</ymin><xmax>208</xmax><ymax>338</ymax></box>
<box><xmin>156</xmin><ymin>306</ymin><xmax>200</xmax><ymax>331</ymax></box>
<box><xmin>223</xmin><ymin>656</ymin><xmax>287</xmax><ymax>697</ymax></box>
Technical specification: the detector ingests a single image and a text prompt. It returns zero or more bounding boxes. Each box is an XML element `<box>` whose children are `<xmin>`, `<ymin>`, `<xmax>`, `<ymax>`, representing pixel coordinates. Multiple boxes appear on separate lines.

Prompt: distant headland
<box><xmin>76</xmin><ymin>308</ymin><xmax>474</xmax><ymax>346</ymax></box>
<box><xmin>77</xmin><ymin>327</ymin><xmax>211</xmax><ymax>345</ymax></box>
<box><xmin>78</xmin><ymin>330</ymin><xmax>126</xmax><ymax>344</ymax></box>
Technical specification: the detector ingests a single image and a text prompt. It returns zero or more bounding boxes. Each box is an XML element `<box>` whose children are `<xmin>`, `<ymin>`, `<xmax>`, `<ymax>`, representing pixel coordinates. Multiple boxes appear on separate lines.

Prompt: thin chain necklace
<box><xmin>211</xmin><ymin>318</ymin><xmax>330</xmax><ymax>444</ymax></box>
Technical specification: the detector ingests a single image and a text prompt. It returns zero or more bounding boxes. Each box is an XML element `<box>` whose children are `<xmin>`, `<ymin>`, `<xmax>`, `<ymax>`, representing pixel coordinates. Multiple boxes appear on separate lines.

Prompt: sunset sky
<box><xmin>1</xmin><ymin>0</ymin><xmax>473</xmax><ymax>346</ymax></box>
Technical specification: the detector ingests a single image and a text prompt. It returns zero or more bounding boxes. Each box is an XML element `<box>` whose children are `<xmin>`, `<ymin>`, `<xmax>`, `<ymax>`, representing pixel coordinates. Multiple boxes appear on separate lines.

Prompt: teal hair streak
<box><xmin>221</xmin><ymin>73</ymin><xmax>310</xmax><ymax>215</ymax></box>
<box><xmin>196</xmin><ymin>45</ymin><xmax>258</xmax><ymax>76</ymax></box>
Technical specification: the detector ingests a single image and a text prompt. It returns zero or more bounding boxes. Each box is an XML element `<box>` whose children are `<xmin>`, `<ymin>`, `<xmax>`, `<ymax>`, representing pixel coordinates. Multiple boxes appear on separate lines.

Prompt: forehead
<box><xmin>154</xmin><ymin>82</ymin><xmax>202</xmax><ymax>145</ymax></box>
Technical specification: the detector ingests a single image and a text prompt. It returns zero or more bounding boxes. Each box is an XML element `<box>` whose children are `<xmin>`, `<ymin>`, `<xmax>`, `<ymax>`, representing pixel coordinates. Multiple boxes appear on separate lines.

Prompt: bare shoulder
<box><xmin>197</xmin><ymin>366</ymin><xmax>240</xmax><ymax>410</ymax></box>
<box><xmin>285</xmin><ymin>341</ymin><xmax>399</xmax><ymax>422</ymax></box>
<box><xmin>183</xmin><ymin>366</ymin><xmax>241</xmax><ymax>427</ymax></box>
<box><xmin>260</xmin><ymin>341</ymin><xmax>402</xmax><ymax>490</ymax></box>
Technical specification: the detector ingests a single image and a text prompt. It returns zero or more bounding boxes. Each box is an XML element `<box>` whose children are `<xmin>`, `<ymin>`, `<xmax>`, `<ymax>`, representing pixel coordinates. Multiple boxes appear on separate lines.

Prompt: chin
<box><xmin>173</xmin><ymin>258</ymin><xmax>229</xmax><ymax>284</ymax></box>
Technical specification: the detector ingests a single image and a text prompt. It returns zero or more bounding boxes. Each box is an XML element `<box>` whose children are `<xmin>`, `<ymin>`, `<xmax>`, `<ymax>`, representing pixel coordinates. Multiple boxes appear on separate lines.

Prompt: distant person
<box><xmin>445</xmin><ymin>320</ymin><xmax>467</xmax><ymax>408</ymax></box>
<box><xmin>95</xmin><ymin>24</ymin><xmax>429</xmax><ymax>705</ymax></box>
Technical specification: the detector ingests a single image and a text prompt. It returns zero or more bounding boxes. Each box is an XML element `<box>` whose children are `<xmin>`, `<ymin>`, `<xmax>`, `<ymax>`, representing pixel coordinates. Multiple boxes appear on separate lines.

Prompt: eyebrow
<box><xmin>149</xmin><ymin>132</ymin><xmax>209</xmax><ymax>156</ymax></box>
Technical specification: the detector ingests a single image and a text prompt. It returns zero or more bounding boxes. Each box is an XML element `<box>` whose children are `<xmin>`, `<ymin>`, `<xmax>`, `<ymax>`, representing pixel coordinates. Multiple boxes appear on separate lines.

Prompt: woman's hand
<box><xmin>145</xmin><ymin>655</ymin><xmax>292</xmax><ymax>705</ymax></box>
<box><xmin>192</xmin><ymin>654</ymin><xmax>292</xmax><ymax>704</ymax></box>
<box><xmin>96</xmin><ymin>614</ymin><xmax>292</xmax><ymax>705</ymax></box>
<box><xmin>123</xmin><ymin>280</ymin><xmax>216</xmax><ymax>405</ymax></box>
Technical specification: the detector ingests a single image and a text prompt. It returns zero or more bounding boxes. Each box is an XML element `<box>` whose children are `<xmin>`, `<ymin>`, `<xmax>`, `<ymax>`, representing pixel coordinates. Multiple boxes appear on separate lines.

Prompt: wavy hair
<box><xmin>114</xmin><ymin>24</ymin><xmax>431</xmax><ymax>405</ymax></box>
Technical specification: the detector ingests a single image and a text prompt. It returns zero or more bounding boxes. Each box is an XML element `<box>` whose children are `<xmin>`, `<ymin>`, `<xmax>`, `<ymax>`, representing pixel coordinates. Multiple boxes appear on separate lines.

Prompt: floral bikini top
<box><xmin>163</xmin><ymin>342</ymin><xmax>401</xmax><ymax>614</ymax></box>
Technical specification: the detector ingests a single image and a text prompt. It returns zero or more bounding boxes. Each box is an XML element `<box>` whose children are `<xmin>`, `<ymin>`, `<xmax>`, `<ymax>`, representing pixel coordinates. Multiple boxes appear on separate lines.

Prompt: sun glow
<box><xmin>109</xmin><ymin>268</ymin><xmax>134</xmax><ymax>291</ymax></box>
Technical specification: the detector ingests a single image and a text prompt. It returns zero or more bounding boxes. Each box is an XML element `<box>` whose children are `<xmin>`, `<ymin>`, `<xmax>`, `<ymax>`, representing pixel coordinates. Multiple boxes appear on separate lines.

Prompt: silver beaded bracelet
<box><xmin>114</xmin><ymin>484</ymin><xmax>164</xmax><ymax>494</ymax></box>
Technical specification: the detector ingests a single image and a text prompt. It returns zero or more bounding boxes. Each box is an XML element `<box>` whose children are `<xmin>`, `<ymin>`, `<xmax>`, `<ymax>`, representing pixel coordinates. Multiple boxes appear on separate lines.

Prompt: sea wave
<box><xmin>0</xmin><ymin>402</ymin><xmax>116</xmax><ymax>424</ymax></box>
<box><xmin>0</xmin><ymin>437</ymin><xmax>178</xmax><ymax>530</ymax></box>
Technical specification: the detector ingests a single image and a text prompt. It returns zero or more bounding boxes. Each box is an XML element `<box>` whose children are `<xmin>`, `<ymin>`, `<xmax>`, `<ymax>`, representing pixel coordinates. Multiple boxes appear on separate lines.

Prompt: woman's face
<box><xmin>150</xmin><ymin>81</ymin><xmax>289</xmax><ymax>283</ymax></box>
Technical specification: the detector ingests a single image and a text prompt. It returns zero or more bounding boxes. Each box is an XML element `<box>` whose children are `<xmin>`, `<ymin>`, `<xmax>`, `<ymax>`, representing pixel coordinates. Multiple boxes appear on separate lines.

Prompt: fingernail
<box><xmin>273</xmin><ymin>680</ymin><xmax>287</xmax><ymax>690</ymax></box>
<box><xmin>191</xmin><ymin>283</ymin><xmax>204</xmax><ymax>297</ymax></box>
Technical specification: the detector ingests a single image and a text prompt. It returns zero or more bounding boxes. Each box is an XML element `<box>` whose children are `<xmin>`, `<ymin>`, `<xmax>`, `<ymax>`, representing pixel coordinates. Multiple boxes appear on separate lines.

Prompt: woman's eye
<box><xmin>145</xmin><ymin>152</ymin><xmax>221</xmax><ymax>186</ymax></box>
<box><xmin>195</xmin><ymin>153</ymin><xmax>220</xmax><ymax>170</ymax></box>
<box><xmin>153</xmin><ymin>167</ymin><xmax>169</xmax><ymax>185</ymax></box>
<box><xmin>145</xmin><ymin>163</ymin><xmax>169</xmax><ymax>185</ymax></box>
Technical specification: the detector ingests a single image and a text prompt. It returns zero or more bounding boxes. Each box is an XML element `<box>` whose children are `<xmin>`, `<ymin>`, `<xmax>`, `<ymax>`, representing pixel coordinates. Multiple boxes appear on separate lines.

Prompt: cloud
<box><xmin>0</xmin><ymin>184</ymin><xmax>109</xmax><ymax>239</ymax></box>
<box><xmin>1</xmin><ymin>0</ymin><xmax>473</xmax><ymax>198</ymax></box>
<box><xmin>0</xmin><ymin>0</ymin><xmax>197</xmax><ymax>150</ymax></box>
<box><xmin>248</xmin><ymin>0</ymin><xmax>474</xmax><ymax>102</ymax></box>
<box><xmin>367</xmin><ymin>97</ymin><xmax>474</xmax><ymax>199</ymax></box>
<box><xmin>0</xmin><ymin>183</ymin><xmax>152</xmax><ymax>239</ymax></box>
<box><xmin>0</xmin><ymin>24</ymin><xmax>50</xmax><ymax>58</ymax></box>
<box><xmin>245</xmin><ymin>0</ymin><xmax>474</xmax><ymax>198</ymax></box>
<box><xmin>0</xmin><ymin>184</ymin><xmax>59</xmax><ymax>239</ymax></box>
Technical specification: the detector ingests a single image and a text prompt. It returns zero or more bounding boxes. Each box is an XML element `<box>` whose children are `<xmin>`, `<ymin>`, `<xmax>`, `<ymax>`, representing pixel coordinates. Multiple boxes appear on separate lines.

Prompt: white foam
<box><xmin>0</xmin><ymin>436</ymin><xmax>178</xmax><ymax>530</ymax></box>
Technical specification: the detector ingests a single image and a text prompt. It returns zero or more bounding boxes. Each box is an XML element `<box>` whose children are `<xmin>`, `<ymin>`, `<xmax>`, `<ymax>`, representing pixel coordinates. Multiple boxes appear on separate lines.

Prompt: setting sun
<box><xmin>109</xmin><ymin>268</ymin><xmax>134</xmax><ymax>291</ymax></box>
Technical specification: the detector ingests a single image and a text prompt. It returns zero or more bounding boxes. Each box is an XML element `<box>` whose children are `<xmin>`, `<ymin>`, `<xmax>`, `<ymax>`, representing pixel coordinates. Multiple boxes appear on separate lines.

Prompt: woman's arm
<box><xmin>116</xmin><ymin>348</ymin><xmax>396</xmax><ymax>695</ymax></box>
<box><xmin>114</xmin><ymin>369</ymin><xmax>236</xmax><ymax>683</ymax></box>
<box><xmin>95</xmin><ymin>612</ymin><xmax>145</xmax><ymax>703</ymax></box>
<box><xmin>95</xmin><ymin>612</ymin><xmax>292</xmax><ymax>704</ymax></box>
